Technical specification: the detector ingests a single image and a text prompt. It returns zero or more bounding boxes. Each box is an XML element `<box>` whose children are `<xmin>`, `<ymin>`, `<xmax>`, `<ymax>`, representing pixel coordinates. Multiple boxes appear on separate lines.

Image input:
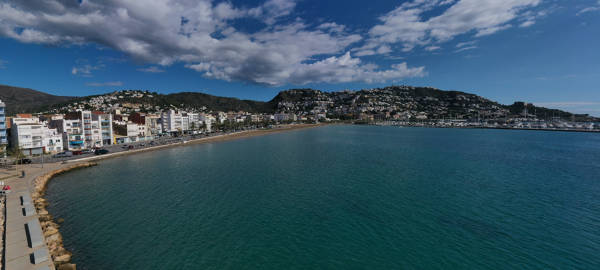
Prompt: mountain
<box><xmin>0</xmin><ymin>84</ymin><xmax>75</xmax><ymax>115</ymax></box>
<box><xmin>269</xmin><ymin>87</ymin><xmax>597</xmax><ymax>121</ymax></box>
<box><xmin>0</xmin><ymin>84</ymin><xmax>595</xmax><ymax>121</ymax></box>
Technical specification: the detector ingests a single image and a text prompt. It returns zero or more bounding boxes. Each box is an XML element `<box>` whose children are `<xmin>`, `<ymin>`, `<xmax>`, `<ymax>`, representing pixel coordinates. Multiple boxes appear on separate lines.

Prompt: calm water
<box><xmin>46</xmin><ymin>126</ymin><xmax>600</xmax><ymax>269</ymax></box>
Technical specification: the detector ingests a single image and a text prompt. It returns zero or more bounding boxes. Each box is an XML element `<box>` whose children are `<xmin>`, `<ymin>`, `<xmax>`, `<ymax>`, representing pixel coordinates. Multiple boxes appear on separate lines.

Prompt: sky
<box><xmin>0</xmin><ymin>0</ymin><xmax>599</xmax><ymax>115</ymax></box>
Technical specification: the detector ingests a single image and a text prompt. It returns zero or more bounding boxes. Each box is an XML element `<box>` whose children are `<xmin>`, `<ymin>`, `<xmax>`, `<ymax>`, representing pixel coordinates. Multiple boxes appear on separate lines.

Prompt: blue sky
<box><xmin>0</xmin><ymin>0</ymin><xmax>599</xmax><ymax>115</ymax></box>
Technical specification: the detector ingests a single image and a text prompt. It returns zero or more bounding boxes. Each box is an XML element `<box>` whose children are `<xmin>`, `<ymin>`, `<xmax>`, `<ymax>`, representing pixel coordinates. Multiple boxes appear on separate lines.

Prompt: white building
<box><xmin>200</xmin><ymin>114</ymin><xmax>214</xmax><ymax>132</ymax></box>
<box><xmin>10</xmin><ymin>117</ymin><xmax>63</xmax><ymax>155</ymax></box>
<box><xmin>50</xmin><ymin>111</ymin><xmax>112</xmax><ymax>150</ymax></box>
<box><xmin>95</xmin><ymin>112</ymin><xmax>114</xmax><ymax>146</ymax></box>
<box><xmin>161</xmin><ymin>110</ymin><xmax>183</xmax><ymax>133</ymax></box>
<box><xmin>0</xmin><ymin>100</ymin><xmax>7</xmax><ymax>147</ymax></box>
<box><xmin>42</xmin><ymin>127</ymin><xmax>64</xmax><ymax>153</ymax></box>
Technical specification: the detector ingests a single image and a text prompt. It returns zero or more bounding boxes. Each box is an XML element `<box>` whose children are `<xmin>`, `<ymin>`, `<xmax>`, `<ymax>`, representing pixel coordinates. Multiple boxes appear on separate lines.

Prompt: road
<box><xmin>27</xmin><ymin>128</ymin><xmax>260</xmax><ymax>164</ymax></box>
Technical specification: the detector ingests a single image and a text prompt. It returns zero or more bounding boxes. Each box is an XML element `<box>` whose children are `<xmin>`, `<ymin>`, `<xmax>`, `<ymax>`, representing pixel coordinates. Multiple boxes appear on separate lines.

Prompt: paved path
<box><xmin>3</xmin><ymin>164</ymin><xmax>60</xmax><ymax>270</ymax></box>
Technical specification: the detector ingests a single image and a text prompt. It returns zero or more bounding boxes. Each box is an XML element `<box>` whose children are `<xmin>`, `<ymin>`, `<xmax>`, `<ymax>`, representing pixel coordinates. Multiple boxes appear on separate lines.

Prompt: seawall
<box><xmin>32</xmin><ymin>162</ymin><xmax>97</xmax><ymax>270</ymax></box>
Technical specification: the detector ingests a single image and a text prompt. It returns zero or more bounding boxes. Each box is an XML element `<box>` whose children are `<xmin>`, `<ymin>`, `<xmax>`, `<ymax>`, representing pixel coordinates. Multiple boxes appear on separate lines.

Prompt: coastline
<box><xmin>64</xmin><ymin>123</ymin><xmax>325</xmax><ymax>164</ymax></box>
<box><xmin>32</xmin><ymin>162</ymin><xmax>98</xmax><ymax>269</ymax></box>
<box><xmin>26</xmin><ymin>123</ymin><xmax>324</xmax><ymax>269</ymax></box>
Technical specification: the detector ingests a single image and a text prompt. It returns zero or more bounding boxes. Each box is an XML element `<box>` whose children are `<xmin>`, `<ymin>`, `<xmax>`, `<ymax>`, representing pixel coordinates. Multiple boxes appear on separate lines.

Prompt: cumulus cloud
<box><xmin>137</xmin><ymin>66</ymin><xmax>165</xmax><ymax>73</ymax></box>
<box><xmin>86</xmin><ymin>81</ymin><xmax>123</xmax><ymax>87</ymax></box>
<box><xmin>0</xmin><ymin>0</ymin><xmax>426</xmax><ymax>85</ymax></box>
<box><xmin>356</xmin><ymin>0</ymin><xmax>541</xmax><ymax>55</ymax></box>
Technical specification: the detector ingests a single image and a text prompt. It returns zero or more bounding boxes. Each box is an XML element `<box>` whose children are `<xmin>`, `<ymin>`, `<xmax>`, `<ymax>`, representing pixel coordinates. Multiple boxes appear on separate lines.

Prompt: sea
<box><xmin>45</xmin><ymin>125</ymin><xmax>600</xmax><ymax>269</ymax></box>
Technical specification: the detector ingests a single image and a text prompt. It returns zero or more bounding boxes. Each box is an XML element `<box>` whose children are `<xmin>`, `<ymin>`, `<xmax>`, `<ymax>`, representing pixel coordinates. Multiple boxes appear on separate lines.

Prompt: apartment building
<box><xmin>10</xmin><ymin>117</ymin><xmax>63</xmax><ymax>155</ymax></box>
<box><xmin>0</xmin><ymin>100</ymin><xmax>6</xmax><ymax>147</ymax></box>
<box><xmin>161</xmin><ymin>110</ymin><xmax>183</xmax><ymax>133</ymax></box>
<box><xmin>50</xmin><ymin>110</ymin><xmax>113</xmax><ymax>150</ymax></box>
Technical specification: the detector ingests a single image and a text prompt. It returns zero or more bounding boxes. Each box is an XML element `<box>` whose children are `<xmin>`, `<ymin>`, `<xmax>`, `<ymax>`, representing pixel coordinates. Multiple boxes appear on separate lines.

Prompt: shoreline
<box><xmin>64</xmin><ymin>123</ymin><xmax>325</xmax><ymax>164</ymax></box>
<box><xmin>32</xmin><ymin>162</ymin><xmax>98</xmax><ymax>269</ymax></box>
<box><xmin>29</xmin><ymin>123</ymin><xmax>324</xmax><ymax>268</ymax></box>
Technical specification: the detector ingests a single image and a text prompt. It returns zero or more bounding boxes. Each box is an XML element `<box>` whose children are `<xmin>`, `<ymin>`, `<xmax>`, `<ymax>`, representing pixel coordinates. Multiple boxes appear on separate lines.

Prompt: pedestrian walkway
<box><xmin>3</xmin><ymin>164</ymin><xmax>59</xmax><ymax>270</ymax></box>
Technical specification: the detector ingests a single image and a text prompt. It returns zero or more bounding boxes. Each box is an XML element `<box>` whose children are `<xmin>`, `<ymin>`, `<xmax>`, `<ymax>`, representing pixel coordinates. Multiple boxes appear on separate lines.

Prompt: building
<box><xmin>0</xmin><ymin>100</ymin><xmax>6</xmax><ymax>147</ymax></box>
<box><xmin>50</xmin><ymin>110</ymin><xmax>112</xmax><ymax>150</ymax></box>
<box><xmin>145</xmin><ymin>114</ymin><xmax>162</xmax><ymax>135</ymax></box>
<box><xmin>50</xmin><ymin>117</ymin><xmax>84</xmax><ymax>151</ymax></box>
<box><xmin>161</xmin><ymin>110</ymin><xmax>183</xmax><ymax>133</ymax></box>
<box><xmin>95</xmin><ymin>112</ymin><xmax>113</xmax><ymax>146</ymax></box>
<box><xmin>42</xmin><ymin>127</ymin><xmax>64</xmax><ymax>153</ymax></box>
<box><xmin>10</xmin><ymin>117</ymin><xmax>63</xmax><ymax>155</ymax></box>
<box><xmin>131</xmin><ymin>112</ymin><xmax>162</xmax><ymax>135</ymax></box>
<box><xmin>10</xmin><ymin>117</ymin><xmax>44</xmax><ymax>155</ymax></box>
<box><xmin>199</xmin><ymin>114</ymin><xmax>214</xmax><ymax>132</ymax></box>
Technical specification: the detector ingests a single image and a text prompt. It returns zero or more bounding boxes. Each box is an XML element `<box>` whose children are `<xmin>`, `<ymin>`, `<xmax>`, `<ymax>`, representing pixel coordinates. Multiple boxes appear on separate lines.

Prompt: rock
<box><xmin>54</xmin><ymin>254</ymin><xmax>72</xmax><ymax>263</ymax></box>
<box><xmin>44</xmin><ymin>227</ymin><xmax>59</xmax><ymax>237</ymax></box>
<box><xmin>46</xmin><ymin>233</ymin><xmax>60</xmax><ymax>243</ymax></box>
<box><xmin>58</xmin><ymin>264</ymin><xmax>76</xmax><ymax>270</ymax></box>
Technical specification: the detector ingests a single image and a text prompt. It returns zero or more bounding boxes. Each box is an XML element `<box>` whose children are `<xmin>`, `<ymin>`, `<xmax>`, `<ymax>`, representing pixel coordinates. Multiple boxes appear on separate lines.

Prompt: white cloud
<box><xmin>577</xmin><ymin>1</ymin><xmax>600</xmax><ymax>16</ymax></box>
<box><xmin>0</xmin><ymin>0</ymin><xmax>425</xmax><ymax>86</ymax></box>
<box><xmin>356</xmin><ymin>0</ymin><xmax>541</xmax><ymax>55</ymax></box>
<box><xmin>71</xmin><ymin>60</ymin><xmax>104</xmax><ymax>77</ymax></box>
<box><xmin>287</xmin><ymin>52</ymin><xmax>426</xmax><ymax>84</ymax></box>
<box><xmin>248</xmin><ymin>0</ymin><xmax>297</xmax><ymax>25</ymax></box>
<box><xmin>456</xmin><ymin>40</ymin><xmax>477</xmax><ymax>48</ymax></box>
<box><xmin>454</xmin><ymin>45</ymin><xmax>477</xmax><ymax>53</ymax></box>
<box><xmin>86</xmin><ymin>81</ymin><xmax>123</xmax><ymax>87</ymax></box>
<box><xmin>520</xmin><ymin>20</ymin><xmax>535</xmax><ymax>27</ymax></box>
<box><xmin>137</xmin><ymin>66</ymin><xmax>165</xmax><ymax>73</ymax></box>
<box><xmin>425</xmin><ymin>46</ymin><xmax>441</xmax><ymax>51</ymax></box>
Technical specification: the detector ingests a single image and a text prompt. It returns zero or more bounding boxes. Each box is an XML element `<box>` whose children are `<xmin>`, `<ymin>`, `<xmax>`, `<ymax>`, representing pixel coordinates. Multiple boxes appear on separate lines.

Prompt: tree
<box><xmin>8</xmin><ymin>146</ymin><xmax>24</xmax><ymax>159</ymax></box>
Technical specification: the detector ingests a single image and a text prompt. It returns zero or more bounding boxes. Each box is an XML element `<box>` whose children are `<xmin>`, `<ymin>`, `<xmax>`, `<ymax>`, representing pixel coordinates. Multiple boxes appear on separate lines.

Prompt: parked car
<box><xmin>72</xmin><ymin>150</ymin><xmax>83</xmax><ymax>155</ymax></box>
<box><xmin>95</xmin><ymin>149</ymin><xmax>109</xmax><ymax>155</ymax></box>
<box><xmin>53</xmin><ymin>151</ymin><xmax>73</xmax><ymax>158</ymax></box>
<box><xmin>16</xmin><ymin>158</ymin><xmax>32</xmax><ymax>164</ymax></box>
<box><xmin>82</xmin><ymin>149</ymin><xmax>94</xmax><ymax>154</ymax></box>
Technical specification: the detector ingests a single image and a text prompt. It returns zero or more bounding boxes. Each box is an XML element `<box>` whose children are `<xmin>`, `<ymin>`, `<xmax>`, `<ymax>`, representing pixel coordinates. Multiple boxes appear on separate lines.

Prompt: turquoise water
<box><xmin>46</xmin><ymin>126</ymin><xmax>600</xmax><ymax>269</ymax></box>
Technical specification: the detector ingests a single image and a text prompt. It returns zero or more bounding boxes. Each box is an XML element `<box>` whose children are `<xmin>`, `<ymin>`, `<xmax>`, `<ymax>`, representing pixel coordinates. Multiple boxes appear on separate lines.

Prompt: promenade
<box><xmin>2</xmin><ymin>163</ymin><xmax>60</xmax><ymax>270</ymax></box>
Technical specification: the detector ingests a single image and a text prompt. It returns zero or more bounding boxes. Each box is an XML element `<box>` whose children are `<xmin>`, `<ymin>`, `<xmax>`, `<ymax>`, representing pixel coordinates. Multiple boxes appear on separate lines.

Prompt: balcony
<box><xmin>69</xmin><ymin>140</ymin><xmax>84</xmax><ymax>145</ymax></box>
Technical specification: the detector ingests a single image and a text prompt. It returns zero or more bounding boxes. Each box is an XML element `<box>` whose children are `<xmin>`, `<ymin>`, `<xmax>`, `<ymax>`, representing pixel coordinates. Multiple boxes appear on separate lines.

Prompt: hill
<box><xmin>0</xmin><ymin>84</ymin><xmax>595</xmax><ymax>122</ymax></box>
<box><xmin>0</xmin><ymin>84</ymin><xmax>75</xmax><ymax>115</ymax></box>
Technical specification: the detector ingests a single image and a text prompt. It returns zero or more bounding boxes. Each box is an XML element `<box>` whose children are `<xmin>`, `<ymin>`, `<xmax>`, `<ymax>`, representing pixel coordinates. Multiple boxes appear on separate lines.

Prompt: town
<box><xmin>1</xmin><ymin>86</ymin><xmax>599</xmax><ymax>161</ymax></box>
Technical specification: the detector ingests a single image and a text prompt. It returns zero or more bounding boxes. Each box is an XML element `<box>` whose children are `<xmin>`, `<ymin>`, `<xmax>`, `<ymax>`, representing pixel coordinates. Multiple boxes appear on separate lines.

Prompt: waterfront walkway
<box><xmin>3</xmin><ymin>164</ymin><xmax>61</xmax><ymax>270</ymax></box>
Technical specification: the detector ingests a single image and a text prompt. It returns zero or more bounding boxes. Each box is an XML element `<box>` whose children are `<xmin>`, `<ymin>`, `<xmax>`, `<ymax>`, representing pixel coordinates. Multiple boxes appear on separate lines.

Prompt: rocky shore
<box><xmin>31</xmin><ymin>162</ymin><xmax>97</xmax><ymax>270</ymax></box>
